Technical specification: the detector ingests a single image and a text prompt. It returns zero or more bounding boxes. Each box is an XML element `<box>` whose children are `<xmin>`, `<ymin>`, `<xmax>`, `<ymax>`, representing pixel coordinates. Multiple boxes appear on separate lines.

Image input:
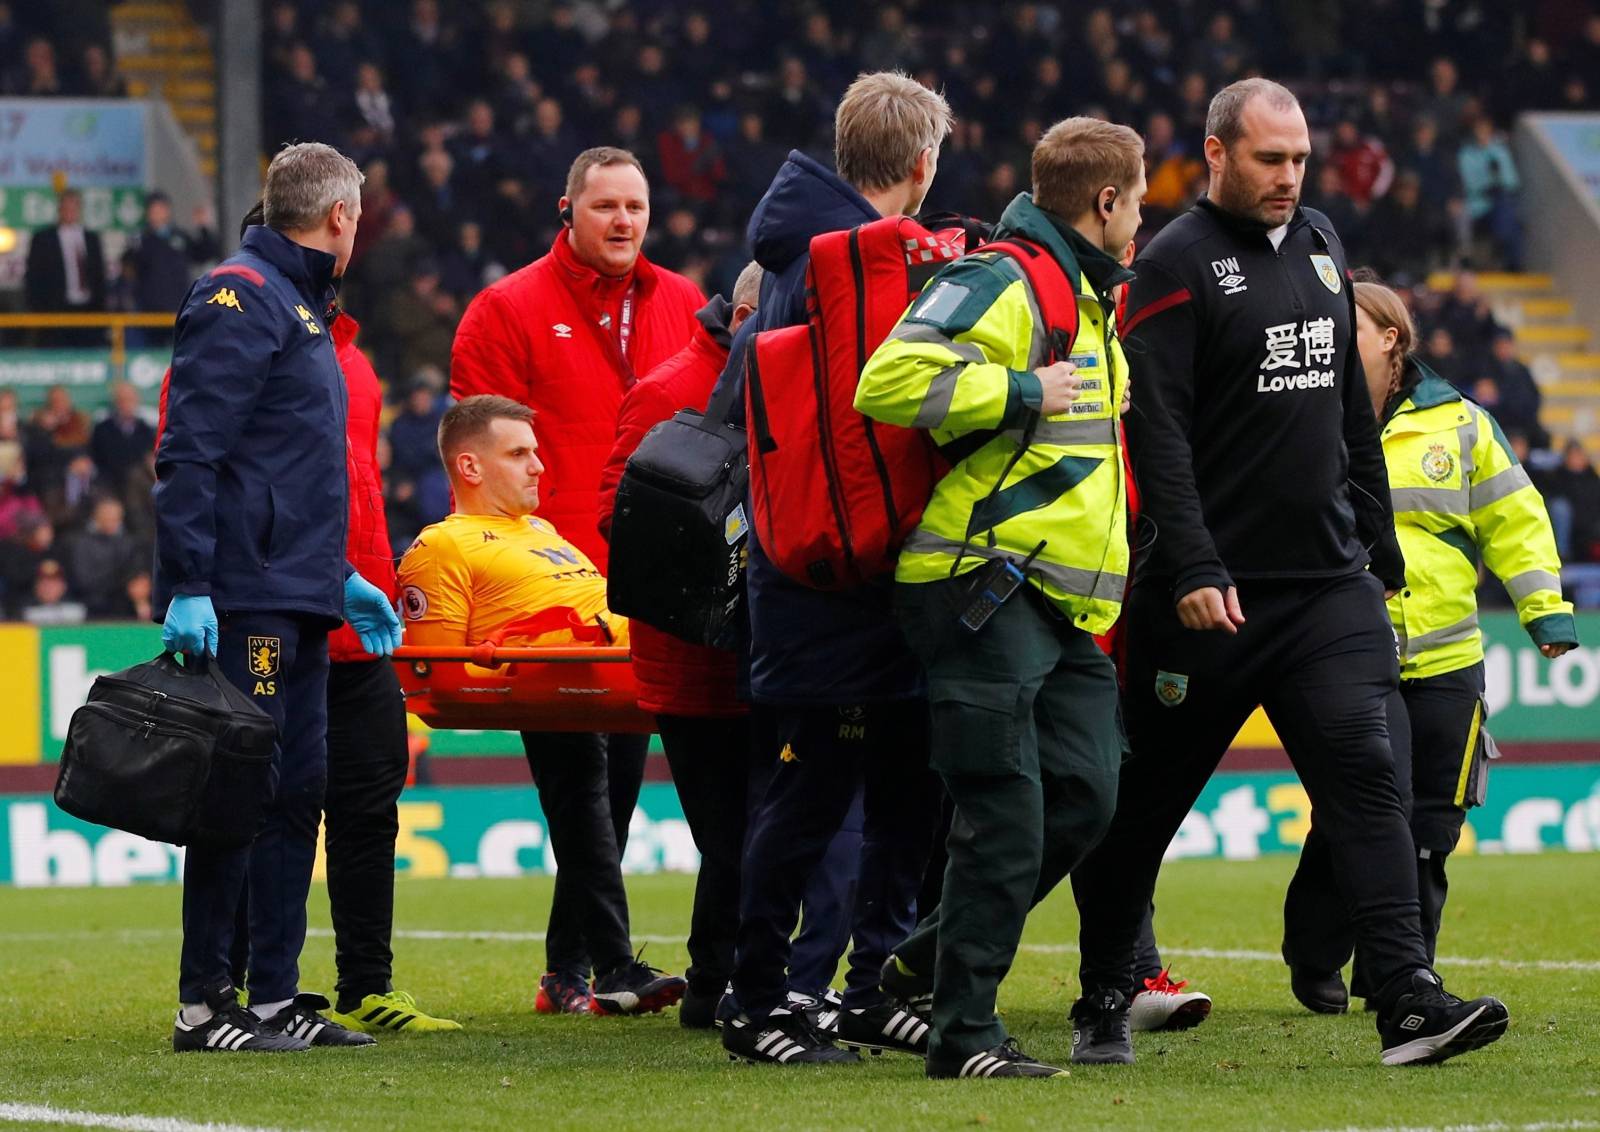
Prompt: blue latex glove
<box><xmin>162</xmin><ymin>594</ymin><xmax>218</xmax><ymax>657</ymax></box>
<box><xmin>344</xmin><ymin>571</ymin><xmax>403</xmax><ymax>657</ymax></box>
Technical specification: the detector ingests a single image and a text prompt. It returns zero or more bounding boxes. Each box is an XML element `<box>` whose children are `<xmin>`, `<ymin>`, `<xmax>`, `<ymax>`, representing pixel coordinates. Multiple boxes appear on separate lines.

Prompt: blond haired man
<box><xmin>857</xmin><ymin>116</ymin><xmax>1147</xmax><ymax>1078</ymax></box>
<box><xmin>718</xmin><ymin>71</ymin><xmax>953</xmax><ymax>1066</ymax></box>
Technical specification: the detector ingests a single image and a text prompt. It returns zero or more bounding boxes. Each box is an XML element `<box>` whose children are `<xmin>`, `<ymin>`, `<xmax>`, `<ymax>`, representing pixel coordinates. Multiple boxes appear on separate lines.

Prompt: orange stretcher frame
<box><xmin>392</xmin><ymin>643</ymin><xmax>653</xmax><ymax>733</ymax></box>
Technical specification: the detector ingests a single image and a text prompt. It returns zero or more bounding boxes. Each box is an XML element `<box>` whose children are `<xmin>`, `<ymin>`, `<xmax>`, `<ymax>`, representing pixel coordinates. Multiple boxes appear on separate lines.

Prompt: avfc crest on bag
<box><xmin>1155</xmin><ymin>670</ymin><xmax>1189</xmax><ymax>707</ymax></box>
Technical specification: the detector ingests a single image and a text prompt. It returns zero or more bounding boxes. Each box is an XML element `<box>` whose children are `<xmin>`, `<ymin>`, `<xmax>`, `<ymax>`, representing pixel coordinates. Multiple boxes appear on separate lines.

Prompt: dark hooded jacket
<box><xmin>712</xmin><ymin>150</ymin><xmax>924</xmax><ymax>703</ymax></box>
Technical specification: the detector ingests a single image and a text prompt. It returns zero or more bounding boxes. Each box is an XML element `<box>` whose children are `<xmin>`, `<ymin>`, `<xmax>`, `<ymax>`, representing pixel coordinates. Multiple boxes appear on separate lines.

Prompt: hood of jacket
<box><xmin>746</xmin><ymin>150</ymin><xmax>880</xmax><ymax>274</ymax></box>
<box><xmin>694</xmin><ymin>294</ymin><xmax>736</xmax><ymax>349</ymax></box>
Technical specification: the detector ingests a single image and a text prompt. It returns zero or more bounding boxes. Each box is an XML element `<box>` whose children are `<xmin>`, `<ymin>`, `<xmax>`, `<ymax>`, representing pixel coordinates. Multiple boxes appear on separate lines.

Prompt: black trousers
<box><xmin>1284</xmin><ymin>663</ymin><xmax>1485</xmax><ymax>997</ymax></box>
<box><xmin>184</xmin><ymin>613</ymin><xmax>328</xmax><ymax>1005</ymax></box>
<box><xmin>745</xmin><ymin>704</ymin><xmax>865</xmax><ymax>997</ymax></box>
<box><xmin>732</xmin><ymin>699</ymin><xmax>940</xmax><ymax>1018</ymax></box>
<box><xmin>1074</xmin><ymin>572</ymin><xmax>1430</xmax><ymax>1004</ymax></box>
<box><xmin>1077</xmin><ymin>899</ymin><xmax>1205</xmax><ymax>993</ymax></box>
<box><xmin>520</xmin><ymin>731</ymin><xmax>645</xmax><ymax>979</ymax></box>
<box><xmin>324</xmin><ymin>659</ymin><xmax>411</xmax><ymax>1003</ymax></box>
<box><xmin>230</xmin><ymin>659</ymin><xmax>412</xmax><ymax>1004</ymax></box>
<box><xmin>656</xmin><ymin>714</ymin><xmax>750</xmax><ymax>994</ymax></box>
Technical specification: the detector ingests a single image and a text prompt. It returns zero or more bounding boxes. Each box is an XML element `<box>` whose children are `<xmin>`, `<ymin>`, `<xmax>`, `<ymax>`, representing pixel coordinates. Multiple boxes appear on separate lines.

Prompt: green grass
<box><xmin>1</xmin><ymin>854</ymin><xmax>1598</xmax><ymax>1131</ymax></box>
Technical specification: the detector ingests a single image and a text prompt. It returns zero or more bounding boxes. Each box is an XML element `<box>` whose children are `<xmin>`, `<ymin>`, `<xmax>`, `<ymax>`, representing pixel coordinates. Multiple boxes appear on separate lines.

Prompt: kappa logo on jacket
<box><xmin>206</xmin><ymin>287</ymin><xmax>244</xmax><ymax>312</ymax></box>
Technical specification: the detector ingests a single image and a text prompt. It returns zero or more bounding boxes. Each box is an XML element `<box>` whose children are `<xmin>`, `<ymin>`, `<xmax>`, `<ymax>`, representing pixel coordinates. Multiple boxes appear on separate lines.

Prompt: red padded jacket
<box><xmin>450</xmin><ymin>232</ymin><xmax>704</xmax><ymax>568</ymax></box>
<box><xmin>328</xmin><ymin>312</ymin><xmax>396</xmax><ymax>663</ymax></box>
<box><xmin>599</xmin><ymin>300</ymin><xmax>743</xmax><ymax>718</ymax></box>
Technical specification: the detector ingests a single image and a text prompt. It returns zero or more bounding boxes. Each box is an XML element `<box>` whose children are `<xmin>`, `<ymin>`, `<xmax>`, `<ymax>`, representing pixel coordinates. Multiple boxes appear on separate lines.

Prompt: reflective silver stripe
<box><xmin>1457</xmin><ymin>414</ymin><xmax>1479</xmax><ymax>476</ymax></box>
<box><xmin>913</xmin><ymin>364</ymin><xmax>966</xmax><ymax>429</ymax></box>
<box><xmin>1004</xmin><ymin>417</ymin><xmax>1118</xmax><ymax>447</ymax></box>
<box><xmin>1403</xmin><ymin>613</ymin><xmax>1480</xmax><ymax>656</ymax></box>
<box><xmin>1470</xmin><ymin>464</ymin><xmax>1532</xmax><ymax>509</ymax></box>
<box><xmin>886</xmin><ymin>321</ymin><xmax>987</xmax><ymax>362</ymax></box>
<box><xmin>1505</xmin><ymin>569</ymin><xmax>1562</xmax><ymax>602</ymax></box>
<box><xmin>1390</xmin><ymin>486</ymin><xmax>1469</xmax><ymax>515</ymax></box>
<box><xmin>902</xmin><ymin>530</ymin><xmax>1126</xmax><ymax>602</ymax></box>
<box><xmin>1014</xmin><ymin>258</ymin><xmax>1047</xmax><ymax>366</ymax></box>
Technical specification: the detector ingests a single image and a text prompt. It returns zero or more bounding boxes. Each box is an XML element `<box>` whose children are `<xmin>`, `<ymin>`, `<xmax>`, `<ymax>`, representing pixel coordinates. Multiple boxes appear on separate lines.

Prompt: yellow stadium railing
<box><xmin>0</xmin><ymin>312</ymin><xmax>176</xmax><ymax>374</ymax></box>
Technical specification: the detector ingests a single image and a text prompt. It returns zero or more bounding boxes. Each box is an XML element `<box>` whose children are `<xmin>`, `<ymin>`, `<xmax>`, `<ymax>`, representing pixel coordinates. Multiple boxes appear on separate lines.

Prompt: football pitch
<box><xmin>1</xmin><ymin>854</ymin><xmax>1596</xmax><ymax>1132</ymax></box>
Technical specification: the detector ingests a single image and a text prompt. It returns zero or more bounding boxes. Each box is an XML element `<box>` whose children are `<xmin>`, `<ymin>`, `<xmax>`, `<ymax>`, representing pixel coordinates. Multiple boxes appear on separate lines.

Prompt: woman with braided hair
<box><xmin>1280</xmin><ymin>277</ymin><xmax>1578</xmax><ymax>1013</ymax></box>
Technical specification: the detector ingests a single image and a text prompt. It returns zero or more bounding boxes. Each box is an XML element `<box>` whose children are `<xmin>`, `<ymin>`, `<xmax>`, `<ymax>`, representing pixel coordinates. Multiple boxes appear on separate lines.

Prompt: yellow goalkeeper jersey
<box><xmin>396</xmin><ymin>511</ymin><xmax>628</xmax><ymax>649</ymax></box>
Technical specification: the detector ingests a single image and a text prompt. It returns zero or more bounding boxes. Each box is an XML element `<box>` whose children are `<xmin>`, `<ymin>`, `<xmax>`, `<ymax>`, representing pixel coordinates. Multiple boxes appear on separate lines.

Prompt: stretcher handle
<box><xmin>393</xmin><ymin>645</ymin><xmax>631</xmax><ymax>665</ymax></box>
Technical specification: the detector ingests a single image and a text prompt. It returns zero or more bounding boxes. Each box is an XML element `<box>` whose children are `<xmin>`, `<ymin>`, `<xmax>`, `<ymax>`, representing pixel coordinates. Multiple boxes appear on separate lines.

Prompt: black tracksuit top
<box><xmin>1121</xmin><ymin>197</ymin><xmax>1405</xmax><ymax>599</ymax></box>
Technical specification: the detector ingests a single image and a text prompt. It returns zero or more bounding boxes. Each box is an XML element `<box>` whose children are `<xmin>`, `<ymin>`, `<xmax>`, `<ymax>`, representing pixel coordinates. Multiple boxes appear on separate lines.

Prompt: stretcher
<box><xmin>391</xmin><ymin>607</ymin><xmax>653</xmax><ymax>734</ymax></box>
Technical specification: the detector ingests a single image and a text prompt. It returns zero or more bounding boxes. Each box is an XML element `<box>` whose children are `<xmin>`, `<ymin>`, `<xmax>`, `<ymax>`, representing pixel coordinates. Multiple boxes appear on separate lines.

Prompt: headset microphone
<box><xmin>559</xmin><ymin>203</ymin><xmax>573</xmax><ymax>225</ymax></box>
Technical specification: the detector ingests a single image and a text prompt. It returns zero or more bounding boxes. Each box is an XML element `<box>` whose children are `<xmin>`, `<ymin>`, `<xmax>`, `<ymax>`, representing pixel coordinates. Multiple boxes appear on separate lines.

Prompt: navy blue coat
<box><xmin>153</xmin><ymin>226</ymin><xmax>350</xmax><ymax>624</ymax></box>
<box><xmin>715</xmin><ymin>151</ymin><xmax>924</xmax><ymax>704</ymax></box>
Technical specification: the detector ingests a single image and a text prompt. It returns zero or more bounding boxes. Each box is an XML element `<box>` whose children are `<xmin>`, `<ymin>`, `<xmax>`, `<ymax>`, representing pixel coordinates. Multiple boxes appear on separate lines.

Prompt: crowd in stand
<box><xmin>4</xmin><ymin>0</ymin><xmax>1600</xmax><ymax>621</ymax></box>
<box><xmin>0</xmin><ymin>382</ymin><xmax>156</xmax><ymax>622</ymax></box>
<box><xmin>0</xmin><ymin>1</ymin><xmax>119</xmax><ymax>98</ymax></box>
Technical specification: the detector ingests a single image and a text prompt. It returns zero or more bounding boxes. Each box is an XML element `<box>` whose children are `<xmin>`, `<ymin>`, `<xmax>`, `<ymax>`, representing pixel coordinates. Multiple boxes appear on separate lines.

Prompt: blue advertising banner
<box><xmin>1532</xmin><ymin>113</ymin><xmax>1600</xmax><ymax>204</ymax></box>
<box><xmin>0</xmin><ymin>99</ymin><xmax>148</xmax><ymax>192</ymax></box>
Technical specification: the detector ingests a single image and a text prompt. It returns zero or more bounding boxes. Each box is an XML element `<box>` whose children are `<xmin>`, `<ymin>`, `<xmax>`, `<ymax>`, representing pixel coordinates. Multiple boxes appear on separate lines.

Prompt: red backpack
<box><xmin>745</xmin><ymin>216</ymin><xmax>1081</xmax><ymax>590</ymax></box>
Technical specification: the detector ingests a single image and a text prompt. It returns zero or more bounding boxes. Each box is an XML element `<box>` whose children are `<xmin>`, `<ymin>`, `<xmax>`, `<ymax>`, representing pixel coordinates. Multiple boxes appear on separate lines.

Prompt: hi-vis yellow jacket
<box><xmin>1383</xmin><ymin>361</ymin><xmax>1576</xmax><ymax>678</ymax></box>
<box><xmin>855</xmin><ymin>193</ymin><xmax>1133</xmax><ymax>634</ymax></box>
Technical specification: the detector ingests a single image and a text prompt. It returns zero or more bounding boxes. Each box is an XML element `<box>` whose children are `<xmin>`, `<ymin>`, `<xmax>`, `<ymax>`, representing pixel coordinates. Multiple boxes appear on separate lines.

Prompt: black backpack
<box><xmin>54</xmin><ymin>652</ymin><xmax>279</xmax><ymax>848</ymax></box>
<box><xmin>606</xmin><ymin>377</ymin><xmax>748</xmax><ymax>648</ymax></box>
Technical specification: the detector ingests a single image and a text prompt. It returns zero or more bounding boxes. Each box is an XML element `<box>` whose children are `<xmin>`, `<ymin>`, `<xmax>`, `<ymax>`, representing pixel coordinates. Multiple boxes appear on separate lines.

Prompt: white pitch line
<box><xmin>0</xmin><ymin>1102</ymin><xmax>296</xmax><ymax>1132</ymax></box>
<box><xmin>5</xmin><ymin>927</ymin><xmax>1599</xmax><ymax>974</ymax></box>
<box><xmin>1018</xmin><ymin>942</ymin><xmax>1600</xmax><ymax>974</ymax></box>
<box><xmin>0</xmin><ymin>929</ymin><xmax>173</xmax><ymax>943</ymax></box>
<box><xmin>1306</xmin><ymin>1122</ymin><xmax>1600</xmax><ymax>1132</ymax></box>
<box><xmin>373</xmin><ymin>931</ymin><xmax>1600</xmax><ymax>974</ymax></box>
